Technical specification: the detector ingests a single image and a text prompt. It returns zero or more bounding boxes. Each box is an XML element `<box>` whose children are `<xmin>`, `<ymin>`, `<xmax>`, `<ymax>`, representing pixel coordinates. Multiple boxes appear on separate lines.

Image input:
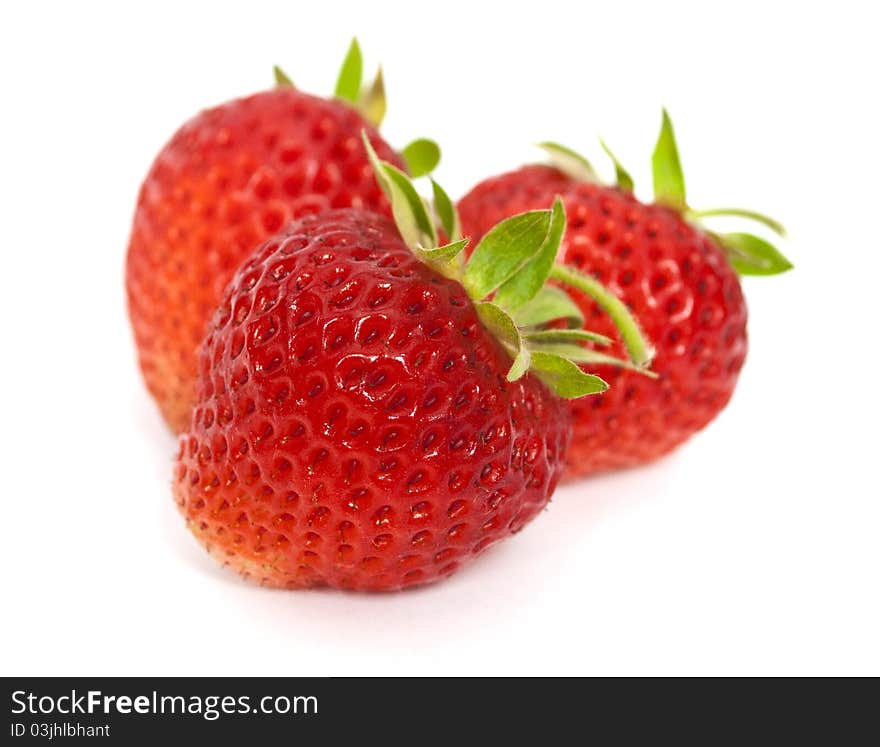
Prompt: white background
<box><xmin>2</xmin><ymin>0</ymin><xmax>878</xmax><ymax>676</ymax></box>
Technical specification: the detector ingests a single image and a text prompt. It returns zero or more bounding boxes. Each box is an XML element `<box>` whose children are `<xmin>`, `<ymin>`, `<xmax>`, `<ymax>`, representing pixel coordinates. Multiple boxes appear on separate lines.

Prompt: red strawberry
<box><xmin>172</xmin><ymin>145</ymin><xmax>649</xmax><ymax>590</ymax></box>
<box><xmin>126</xmin><ymin>40</ymin><xmax>439</xmax><ymax>431</ymax></box>
<box><xmin>458</xmin><ymin>113</ymin><xmax>792</xmax><ymax>478</ymax></box>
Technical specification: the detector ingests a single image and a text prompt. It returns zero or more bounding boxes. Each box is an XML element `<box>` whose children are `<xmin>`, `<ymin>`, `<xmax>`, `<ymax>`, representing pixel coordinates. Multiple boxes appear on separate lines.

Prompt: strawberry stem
<box><xmin>549</xmin><ymin>263</ymin><xmax>655</xmax><ymax>367</ymax></box>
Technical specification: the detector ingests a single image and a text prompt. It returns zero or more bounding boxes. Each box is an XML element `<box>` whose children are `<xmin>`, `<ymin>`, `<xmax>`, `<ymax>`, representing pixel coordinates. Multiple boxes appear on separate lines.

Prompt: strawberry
<box><xmin>172</xmin><ymin>142</ymin><xmax>650</xmax><ymax>590</ymax></box>
<box><xmin>458</xmin><ymin>112</ymin><xmax>792</xmax><ymax>478</ymax></box>
<box><xmin>126</xmin><ymin>40</ymin><xmax>440</xmax><ymax>431</ymax></box>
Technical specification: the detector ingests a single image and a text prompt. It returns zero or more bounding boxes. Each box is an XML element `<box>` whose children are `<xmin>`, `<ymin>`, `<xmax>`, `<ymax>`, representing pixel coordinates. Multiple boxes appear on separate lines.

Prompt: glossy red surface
<box><xmin>126</xmin><ymin>88</ymin><xmax>403</xmax><ymax>431</ymax></box>
<box><xmin>458</xmin><ymin>165</ymin><xmax>748</xmax><ymax>478</ymax></box>
<box><xmin>174</xmin><ymin>209</ymin><xmax>571</xmax><ymax>590</ymax></box>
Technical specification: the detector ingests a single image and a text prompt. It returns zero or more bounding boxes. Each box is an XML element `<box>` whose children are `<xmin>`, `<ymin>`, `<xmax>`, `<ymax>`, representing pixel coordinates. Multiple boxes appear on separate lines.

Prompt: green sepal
<box><xmin>273</xmin><ymin>65</ymin><xmax>294</xmax><ymax>88</ymax></box>
<box><xmin>648</xmin><ymin>112</ymin><xmax>792</xmax><ymax>274</ymax></box>
<box><xmin>431</xmin><ymin>179</ymin><xmax>460</xmax><ymax>240</ymax></box>
<box><xmin>358</xmin><ymin>67</ymin><xmax>386</xmax><ymax>128</ymax></box>
<box><xmin>538</xmin><ymin>141</ymin><xmax>597</xmax><ymax>181</ymax></box>
<box><xmin>715</xmin><ymin>232</ymin><xmax>794</xmax><ymax>276</ymax></box>
<box><xmin>364</xmin><ymin>142</ymin><xmax>655</xmax><ymax>399</ymax></box>
<box><xmin>334</xmin><ymin>38</ymin><xmax>363</xmax><ymax>103</ymax></box>
<box><xmin>462</xmin><ymin>210</ymin><xmax>552</xmax><ymax>300</ymax></box>
<box><xmin>383</xmin><ymin>166</ymin><xmax>437</xmax><ymax>247</ymax></box>
<box><xmin>689</xmin><ymin>207</ymin><xmax>786</xmax><ymax>237</ymax></box>
<box><xmin>402</xmin><ymin>139</ymin><xmax>441</xmax><ymax>178</ymax></box>
<box><xmin>476</xmin><ymin>302</ymin><xmax>530</xmax><ymax>381</ymax></box>
<box><xmin>549</xmin><ymin>263</ymin><xmax>655</xmax><ymax>367</ymax></box>
<box><xmin>493</xmin><ymin>197</ymin><xmax>566</xmax><ymax>311</ymax></box>
<box><xmin>599</xmin><ymin>137</ymin><xmax>634</xmax><ymax>191</ymax></box>
<box><xmin>529</xmin><ymin>351</ymin><xmax>608</xmax><ymax>398</ymax></box>
<box><xmin>652</xmin><ymin>109</ymin><xmax>687</xmax><ymax>210</ymax></box>
<box><xmin>420</xmin><ymin>238</ymin><xmax>469</xmax><ymax>278</ymax></box>
<box><xmin>530</xmin><ymin>342</ymin><xmax>658</xmax><ymax>378</ymax></box>
<box><xmin>511</xmin><ymin>286</ymin><xmax>584</xmax><ymax>329</ymax></box>
<box><xmin>523</xmin><ymin>328</ymin><xmax>612</xmax><ymax>347</ymax></box>
<box><xmin>362</xmin><ymin>132</ymin><xmax>436</xmax><ymax>249</ymax></box>
<box><xmin>421</xmin><ymin>238</ymin><xmax>468</xmax><ymax>261</ymax></box>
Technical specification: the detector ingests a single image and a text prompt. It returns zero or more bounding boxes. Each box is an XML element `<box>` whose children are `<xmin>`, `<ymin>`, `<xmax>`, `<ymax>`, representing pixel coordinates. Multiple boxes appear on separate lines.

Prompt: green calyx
<box><xmin>363</xmin><ymin>133</ymin><xmax>655</xmax><ymax>399</ymax></box>
<box><xmin>539</xmin><ymin>109</ymin><xmax>793</xmax><ymax>276</ymax></box>
<box><xmin>273</xmin><ymin>38</ymin><xmax>440</xmax><ymax>178</ymax></box>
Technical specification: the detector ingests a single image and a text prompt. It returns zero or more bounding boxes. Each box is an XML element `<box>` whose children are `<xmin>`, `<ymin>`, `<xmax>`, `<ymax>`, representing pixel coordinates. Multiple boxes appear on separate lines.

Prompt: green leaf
<box><xmin>550</xmin><ymin>263</ymin><xmax>655</xmax><ymax>367</ymax></box>
<box><xmin>652</xmin><ymin>108</ymin><xmax>687</xmax><ymax>210</ymax></box>
<box><xmin>402</xmin><ymin>139</ymin><xmax>441</xmax><ymax>178</ymax></box>
<box><xmin>462</xmin><ymin>210</ymin><xmax>551</xmax><ymax>301</ymax></box>
<box><xmin>273</xmin><ymin>65</ymin><xmax>294</xmax><ymax>88</ymax></box>
<box><xmin>493</xmin><ymin>198</ymin><xmax>567</xmax><ymax>311</ymax></box>
<box><xmin>530</xmin><ymin>342</ymin><xmax>658</xmax><ymax>378</ymax></box>
<box><xmin>538</xmin><ymin>141</ymin><xmax>597</xmax><ymax>181</ymax></box>
<box><xmin>421</xmin><ymin>238</ymin><xmax>469</xmax><ymax>263</ymax></box>
<box><xmin>716</xmin><ymin>232</ymin><xmax>794</xmax><ymax>276</ymax></box>
<box><xmin>599</xmin><ymin>137</ymin><xmax>634</xmax><ymax>191</ymax></box>
<box><xmin>529</xmin><ymin>351</ymin><xmax>608</xmax><ymax>398</ymax></box>
<box><xmin>507</xmin><ymin>347</ymin><xmax>531</xmax><ymax>381</ymax></box>
<box><xmin>362</xmin><ymin>132</ymin><xmax>436</xmax><ymax>250</ymax></box>
<box><xmin>383</xmin><ymin>166</ymin><xmax>437</xmax><ymax>247</ymax></box>
<box><xmin>689</xmin><ymin>207</ymin><xmax>787</xmax><ymax>237</ymax></box>
<box><xmin>431</xmin><ymin>179</ymin><xmax>460</xmax><ymax>240</ymax></box>
<box><xmin>358</xmin><ymin>67</ymin><xmax>386</xmax><ymax>128</ymax></box>
<box><xmin>523</xmin><ymin>328</ymin><xmax>612</xmax><ymax>347</ymax></box>
<box><xmin>511</xmin><ymin>286</ymin><xmax>584</xmax><ymax>329</ymax></box>
<box><xmin>475</xmin><ymin>302</ymin><xmax>530</xmax><ymax>381</ymax></box>
<box><xmin>335</xmin><ymin>38</ymin><xmax>363</xmax><ymax>103</ymax></box>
